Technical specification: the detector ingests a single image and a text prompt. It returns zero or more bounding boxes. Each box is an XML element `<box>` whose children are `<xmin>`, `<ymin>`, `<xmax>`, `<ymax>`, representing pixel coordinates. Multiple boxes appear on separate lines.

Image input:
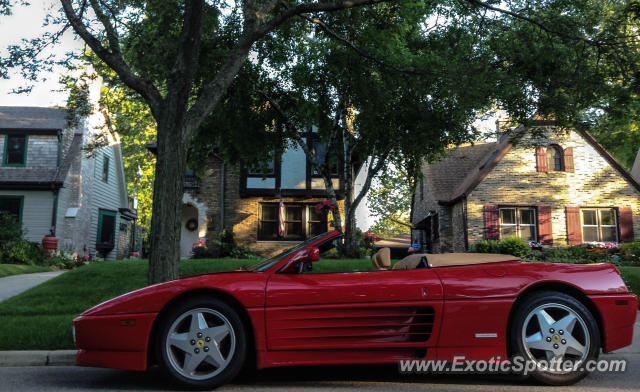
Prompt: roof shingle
<box><xmin>0</xmin><ymin>106</ymin><xmax>67</xmax><ymax>131</ymax></box>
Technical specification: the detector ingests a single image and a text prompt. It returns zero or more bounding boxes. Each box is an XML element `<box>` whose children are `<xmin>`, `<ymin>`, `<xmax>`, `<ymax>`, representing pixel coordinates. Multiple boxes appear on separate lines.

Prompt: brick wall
<box><xmin>466</xmin><ymin>127</ymin><xmax>640</xmax><ymax>247</ymax></box>
<box><xmin>199</xmin><ymin>159</ymin><xmax>345</xmax><ymax>257</ymax></box>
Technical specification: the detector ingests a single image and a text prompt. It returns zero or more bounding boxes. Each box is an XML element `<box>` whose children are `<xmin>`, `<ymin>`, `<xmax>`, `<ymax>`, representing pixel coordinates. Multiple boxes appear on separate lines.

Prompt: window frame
<box><xmin>101</xmin><ymin>154</ymin><xmax>110</xmax><ymax>183</ymax></box>
<box><xmin>580</xmin><ymin>208</ymin><xmax>619</xmax><ymax>243</ymax></box>
<box><xmin>96</xmin><ymin>209</ymin><xmax>117</xmax><ymax>250</ymax></box>
<box><xmin>0</xmin><ymin>195</ymin><xmax>24</xmax><ymax>223</ymax></box>
<box><xmin>3</xmin><ymin>133</ymin><xmax>28</xmax><ymax>167</ymax></box>
<box><xmin>498</xmin><ymin>206</ymin><xmax>538</xmax><ymax>241</ymax></box>
<box><xmin>545</xmin><ymin>144</ymin><xmax>564</xmax><ymax>172</ymax></box>
<box><xmin>258</xmin><ymin>203</ymin><xmax>328</xmax><ymax>241</ymax></box>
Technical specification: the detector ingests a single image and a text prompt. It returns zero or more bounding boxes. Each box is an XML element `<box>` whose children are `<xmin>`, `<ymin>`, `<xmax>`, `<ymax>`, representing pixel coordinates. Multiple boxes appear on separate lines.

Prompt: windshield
<box><xmin>249</xmin><ymin>232</ymin><xmax>336</xmax><ymax>272</ymax></box>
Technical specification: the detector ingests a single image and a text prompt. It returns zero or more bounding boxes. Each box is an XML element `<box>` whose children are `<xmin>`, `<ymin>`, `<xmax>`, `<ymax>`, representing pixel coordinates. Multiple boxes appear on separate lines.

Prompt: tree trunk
<box><xmin>148</xmin><ymin>113</ymin><xmax>188</xmax><ymax>284</ymax></box>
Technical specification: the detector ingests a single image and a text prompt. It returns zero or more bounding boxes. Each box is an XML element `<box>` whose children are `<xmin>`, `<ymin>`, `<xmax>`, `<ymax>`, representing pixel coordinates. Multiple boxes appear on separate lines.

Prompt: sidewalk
<box><xmin>0</xmin><ymin>271</ymin><xmax>66</xmax><ymax>302</ymax></box>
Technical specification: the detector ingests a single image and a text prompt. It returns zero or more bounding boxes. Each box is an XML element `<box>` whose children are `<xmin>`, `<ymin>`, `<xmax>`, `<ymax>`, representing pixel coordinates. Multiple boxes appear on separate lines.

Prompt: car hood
<box><xmin>81</xmin><ymin>270</ymin><xmax>266</xmax><ymax>316</ymax></box>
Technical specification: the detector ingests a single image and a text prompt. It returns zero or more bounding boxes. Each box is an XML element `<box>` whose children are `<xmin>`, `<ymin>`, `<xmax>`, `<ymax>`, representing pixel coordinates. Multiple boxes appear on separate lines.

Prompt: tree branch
<box><xmin>185</xmin><ymin>0</ymin><xmax>390</xmax><ymax>134</ymax></box>
<box><xmin>88</xmin><ymin>0</ymin><xmax>121</xmax><ymax>55</ymax></box>
<box><xmin>59</xmin><ymin>0</ymin><xmax>164</xmax><ymax>114</ymax></box>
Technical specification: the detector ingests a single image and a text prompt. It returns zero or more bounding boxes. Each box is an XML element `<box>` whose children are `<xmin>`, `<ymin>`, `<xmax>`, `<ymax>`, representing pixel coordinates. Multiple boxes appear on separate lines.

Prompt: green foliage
<box><xmin>499</xmin><ymin>237</ymin><xmax>531</xmax><ymax>258</ymax></box>
<box><xmin>0</xmin><ymin>212</ymin><xmax>22</xmax><ymax>246</ymax></box>
<box><xmin>1</xmin><ymin>240</ymin><xmax>45</xmax><ymax>266</ymax></box>
<box><xmin>229</xmin><ymin>246</ymin><xmax>259</xmax><ymax>260</ymax></box>
<box><xmin>367</xmin><ymin>162</ymin><xmax>413</xmax><ymax>237</ymax></box>
<box><xmin>471</xmin><ymin>240</ymin><xmax>502</xmax><ymax>254</ymax></box>
<box><xmin>618</xmin><ymin>242</ymin><xmax>640</xmax><ymax>264</ymax></box>
<box><xmin>217</xmin><ymin>229</ymin><xmax>235</xmax><ymax>258</ymax></box>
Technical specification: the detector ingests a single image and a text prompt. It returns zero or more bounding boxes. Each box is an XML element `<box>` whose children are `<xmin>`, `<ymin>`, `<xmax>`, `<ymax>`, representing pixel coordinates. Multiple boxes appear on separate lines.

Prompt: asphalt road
<box><xmin>0</xmin><ymin>354</ymin><xmax>637</xmax><ymax>392</ymax></box>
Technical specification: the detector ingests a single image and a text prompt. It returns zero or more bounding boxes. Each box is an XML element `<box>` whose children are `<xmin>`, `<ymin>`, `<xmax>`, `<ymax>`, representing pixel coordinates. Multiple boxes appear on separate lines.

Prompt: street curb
<box><xmin>0</xmin><ymin>350</ymin><xmax>76</xmax><ymax>367</ymax></box>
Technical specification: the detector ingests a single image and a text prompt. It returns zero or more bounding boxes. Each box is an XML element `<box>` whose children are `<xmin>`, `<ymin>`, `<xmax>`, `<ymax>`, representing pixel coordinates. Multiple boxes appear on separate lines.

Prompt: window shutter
<box><xmin>484</xmin><ymin>205</ymin><xmax>499</xmax><ymax>240</ymax></box>
<box><xmin>536</xmin><ymin>147</ymin><xmax>548</xmax><ymax>172</ymax></box>
<box><xmin>537</xmin><ymin>206</ymin><xmax>553</xmax><ymax>245</ymax></box>
<box><xmin>566</xmin><ymin>207</ymin><xmax>582</xmax><ymax>245</ymax></box>
<box><xmin>563</xmin><ymin>147</ymin><xmax>574</xmax><ymax>172</ymax></box>
<box><xmin>619</xmin><ymin>207</ymin><xmax>634</xmax><ymax>242</ymax></box>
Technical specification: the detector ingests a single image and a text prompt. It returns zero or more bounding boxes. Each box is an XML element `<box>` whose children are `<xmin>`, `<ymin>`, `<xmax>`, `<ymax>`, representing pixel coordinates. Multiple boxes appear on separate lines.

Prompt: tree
<box><xmin>368</xmin><ymin>162</ymin><xmax>413</xmax><ymax>238</ymax></box>
<box><xmin>3</xmin><ymin>0</ymin><xmax>640</xmax><ymax>281</ymax></box>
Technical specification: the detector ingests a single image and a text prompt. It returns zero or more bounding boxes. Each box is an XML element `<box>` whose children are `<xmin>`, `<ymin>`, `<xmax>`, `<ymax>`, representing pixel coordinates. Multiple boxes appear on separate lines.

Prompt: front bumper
<box><xmin>73</xmin><ymin>312</ymin><xmax>157</xmax><ymax>371</ymax></box>
<box><xmin>589</xmin><ymin>293</ymin><xmax>638</xmax><ymax>352</ymax></box>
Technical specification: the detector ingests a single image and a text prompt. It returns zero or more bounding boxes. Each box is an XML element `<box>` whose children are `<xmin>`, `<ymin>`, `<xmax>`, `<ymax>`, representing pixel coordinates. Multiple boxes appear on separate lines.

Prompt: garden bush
<box><xmin>471</xmin><ymin>239</ymin><xmax>501</xmax><ymax>254</ymax></box>
<box><xmin>229</xmin><ymin>246</ymin><xmax>259</xmax><ymax>259</ymax></box>
<box><xmin>499</xmin><ymin>236</ymin><xmax>531</xmax><ymax>257</ymax></box>
<box><xmin>217</xmin><ymin>229</ymin><xmax>235</xmax><ymax>257</ymax></box>
<box><xmin>1</xmin><ymin>240</ymin><xmax>46</xmax><ymax>265</ymax></box>
<box><xmin>619</xmin><ymin>242</ymin><xmax>640</xmax><ymax>264</ymax></box>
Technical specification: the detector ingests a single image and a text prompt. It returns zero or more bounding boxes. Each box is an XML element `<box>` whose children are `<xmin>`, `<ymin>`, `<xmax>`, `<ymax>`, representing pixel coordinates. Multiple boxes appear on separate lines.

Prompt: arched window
<box><xmin>545</xmin><ymin>145</ymin><xmax>564</xmax><ymax>171</ymax></box>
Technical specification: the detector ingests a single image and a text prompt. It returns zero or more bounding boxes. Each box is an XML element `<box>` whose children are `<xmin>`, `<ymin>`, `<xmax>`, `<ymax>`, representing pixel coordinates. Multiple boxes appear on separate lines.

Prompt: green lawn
<box><xmin>0</xmin><ymin>264</ymin><xmax>52</xmax><ymax>278</ymax></box>
<box><xmin>0</xmin><ymin>259</ymin><xmax>636</xmax><ymax>350</ymax></box>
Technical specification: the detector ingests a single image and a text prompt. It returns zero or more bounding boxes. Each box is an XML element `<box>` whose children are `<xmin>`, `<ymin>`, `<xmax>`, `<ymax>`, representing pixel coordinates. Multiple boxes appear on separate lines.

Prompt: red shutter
<box><xmin>619</xmin><ymin>207</ymin><xmax>634</xmax><ymax>242</ymax></box>
<box><xmin>537</xmin><ymin>206</ymin><xmax>553</xmax><ymax>245</ymax></box>
<box><xmin>566</xmin><ymin>207</ymin><xmax>582</xmax><ymax>245</ymax></box>
<box><xmin>536</xmin><ymin>147</ymin><xmax>548</xmax><ymax>172</ymax></box>
<box><xmin>563</xmin><ymin>147</ymin><xmax>574</xmax><ymax>172</ymax></box>
<box><xmin>484</xmin><ymin>205</ymin><xmax>499</xmax><ymax>240</ymax></box>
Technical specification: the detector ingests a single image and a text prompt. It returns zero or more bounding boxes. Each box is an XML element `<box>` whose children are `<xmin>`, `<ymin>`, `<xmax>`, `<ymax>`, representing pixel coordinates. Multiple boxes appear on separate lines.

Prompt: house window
<box><xmin>247</xmin><ymin>157</ymin><xmax>275</xmax><ymax>176</ymax></box>
<box><xmin>0</xmin><ymin>196</ymin><xmax>23</xmax><ymax>222</ymax></box>
<box><xmin>96</xmin><ymin>209</ymin><xmax>117</xmax><ymax>250</ymax></box>
<box><xmin>546</xmin><ymin>145</ymin><xmax>564</xmax><ymax>171</ymax></box>
<box><xmin>499</xmin><ymin>207</ymin><xmax>537</xmax><ymax>241</ymax></box>
<box><xmin>258</xmin><ymin>203</ymin><xmax>327</xmax><ymax>241</ymax></box>
<box><xmin>311</xmin><ymin>140</ymin><xmax>338</xmax><ymax>176</ymax></box>
<box><xmin>581</xmin><ymin>208</ymin><xmax>618</xmax><ymax>242</ymax></box>
<box><xmin>102</xmin><ymin>155</ymin><xmax>110</xmax><ymax>183</ymax></box>
<box><xmin>3</xmin><ymin>134</ymin><xmax>28</xmax><ymax>166</ymax></box>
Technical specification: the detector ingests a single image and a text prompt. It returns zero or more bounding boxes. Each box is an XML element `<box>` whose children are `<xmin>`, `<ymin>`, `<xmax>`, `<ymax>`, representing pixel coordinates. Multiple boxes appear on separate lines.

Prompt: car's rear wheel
<box><xmin>509</xmin><ymin>291</ymin><xmax>600</xmax><ymax>385</ymax></box>
<box><xmin>156</xmin><ymin>297</ymin><xmax>246</xmax><ymax>389</ymax></box>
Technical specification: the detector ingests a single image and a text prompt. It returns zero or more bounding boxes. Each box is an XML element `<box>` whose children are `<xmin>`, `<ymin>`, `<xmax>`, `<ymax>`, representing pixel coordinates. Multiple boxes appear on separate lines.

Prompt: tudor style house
<box><xmin>148</xmin><ymin>132</ymin><xmax>348</xmax><ymax>258</ymax></box>
<box><xmin>412</xmin><ymin>120</ymin><xmax>640</xmax><ymax>253</ymax></box>
<box><xmin>0</xmin><ymin>106</ymin><xmax>136</xmax><ymax>260</ymax></box>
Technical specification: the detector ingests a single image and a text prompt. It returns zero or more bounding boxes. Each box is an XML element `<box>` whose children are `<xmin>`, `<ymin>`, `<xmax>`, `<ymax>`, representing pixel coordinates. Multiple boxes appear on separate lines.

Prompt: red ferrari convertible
<box><xmin>73</xmin><ymin>230</ymin><xmax>637</xmax><ymax>388</ymax></box>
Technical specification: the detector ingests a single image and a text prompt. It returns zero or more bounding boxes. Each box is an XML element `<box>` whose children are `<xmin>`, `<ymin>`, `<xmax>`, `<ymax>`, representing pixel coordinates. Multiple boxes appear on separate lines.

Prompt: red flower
<box><xmin>314</xmin><ymin>200</ymin><xmax>337</xmax><ymax>213</ymax></box>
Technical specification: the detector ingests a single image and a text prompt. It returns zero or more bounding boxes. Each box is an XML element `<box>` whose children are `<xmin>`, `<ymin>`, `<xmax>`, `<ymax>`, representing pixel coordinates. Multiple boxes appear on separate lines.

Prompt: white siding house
<box><xmin>0</xmin><ymin>105</ymin><xmax>135</xmax><ymax>261</ymax></box>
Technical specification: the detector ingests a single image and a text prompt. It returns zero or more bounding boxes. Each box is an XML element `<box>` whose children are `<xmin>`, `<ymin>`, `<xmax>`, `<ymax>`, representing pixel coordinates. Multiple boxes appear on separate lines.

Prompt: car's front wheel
<box><xmin>510</xmin><ymin>291</ymin><xmax>600</xmax><ymax>385</ymax></box>
<box><xmin>156</xmin><ymin>296</ymin><xmax>247</xmax><ymax>389</ymax></box>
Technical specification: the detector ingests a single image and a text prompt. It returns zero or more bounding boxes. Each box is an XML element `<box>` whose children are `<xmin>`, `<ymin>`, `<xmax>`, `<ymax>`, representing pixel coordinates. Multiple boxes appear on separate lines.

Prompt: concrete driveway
<box><xmin>0</xmin><ymin>271</ymin><xmax>65</xmax><ymax>302</ymax></box>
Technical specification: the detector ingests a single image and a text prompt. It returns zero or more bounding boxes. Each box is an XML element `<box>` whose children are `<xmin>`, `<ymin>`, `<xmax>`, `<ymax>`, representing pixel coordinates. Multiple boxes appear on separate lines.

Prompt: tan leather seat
<box><xmin>392</xmin><ymin>254</ymin><xmax>426</xmax><ymax>270</ymax></box>
<box><xmin>372</xmin><ymin>247</ymin><xmax>391</xmax><ymax>270</ymax></box>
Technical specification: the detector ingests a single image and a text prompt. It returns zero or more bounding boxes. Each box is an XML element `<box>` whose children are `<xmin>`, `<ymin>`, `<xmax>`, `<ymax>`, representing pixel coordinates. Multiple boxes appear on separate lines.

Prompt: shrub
<box><xmin>1</xmin><ymin>240</ymin><xmax>46</xmax><ymax>265</ymax></box>
<box><xmin>619</xmin><ymin>242</ymin><xmax>640</xmax><ymax>264</ymax></box>
<box><xmin>499</xmin><ymin>236</ymin><xmax>531</xmax><ymax>258</ymax></box>
<box><xmin>471</xmin><ymin>239</ymin><xmax>501</xmax><ymax>254</ymax></box>
<box><xmin>217</xmin><ymin>229</ymin><xmax>235</xmax><ymax>257</ymax></box>
<box><xmin>229</xmin><ymin>246</ymin><xmax>259</xmax><ymax>259</ymax></box>
<box><xmin>47</xmin><ymin>247</ymin><xmax>85</xmax><ymax>269</ymax></box>
<box><xmin>0</xmin><ymin>212</ymin><xmax>23</xmax><ymax>246</ymax></box>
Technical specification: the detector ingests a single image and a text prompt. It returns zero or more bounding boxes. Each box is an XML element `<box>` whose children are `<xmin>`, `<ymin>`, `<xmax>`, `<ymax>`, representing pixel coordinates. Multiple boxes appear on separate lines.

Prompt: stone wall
<box><xmin>466</xmin><ymin>127</ymin><xmax>640</xmax><ymax>247</ymax></box>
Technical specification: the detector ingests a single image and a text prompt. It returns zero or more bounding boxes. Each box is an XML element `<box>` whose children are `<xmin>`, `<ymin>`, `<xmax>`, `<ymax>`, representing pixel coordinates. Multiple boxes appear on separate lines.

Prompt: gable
<box><xmin>470</xmin><ymin>127</ymin><xmax>640</xmax><ymax>202</ymax></box>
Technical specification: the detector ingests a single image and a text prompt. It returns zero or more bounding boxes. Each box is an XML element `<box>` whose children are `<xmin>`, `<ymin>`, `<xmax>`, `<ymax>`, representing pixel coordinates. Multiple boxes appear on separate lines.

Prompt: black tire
<box><xmin>156</xmin><ymin>296</ymin><xmax>247</xmax><ymax>389</ymax></box>
<box><xmin>509</xmin><ymin>291</ymin><xmax>600</xmax><ymax>386</ymax></box>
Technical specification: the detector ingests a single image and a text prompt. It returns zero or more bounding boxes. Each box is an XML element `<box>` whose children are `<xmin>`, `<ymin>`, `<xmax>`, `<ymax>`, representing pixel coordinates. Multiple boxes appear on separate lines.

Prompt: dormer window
<box><xmin>546</xmin><ymin>145</ymin><xmax>564</xmax><ymax>171</ymax></box>
<box><xmin>3</xmin><ymin>134</ymin><xmax>28</xmax><ymax>166</ymax></box>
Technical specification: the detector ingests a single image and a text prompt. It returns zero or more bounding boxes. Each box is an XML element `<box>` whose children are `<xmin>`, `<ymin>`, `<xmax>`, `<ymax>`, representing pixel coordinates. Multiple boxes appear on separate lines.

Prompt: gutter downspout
<box><xmin>220</xmin><ymin>162</ymin><xmax>225</xmax><ymax>232</ymax></box>
<box><xmin>462</xmin><ymin>196</ymin><xmax>469</xmax><ymax>251</ymax></box>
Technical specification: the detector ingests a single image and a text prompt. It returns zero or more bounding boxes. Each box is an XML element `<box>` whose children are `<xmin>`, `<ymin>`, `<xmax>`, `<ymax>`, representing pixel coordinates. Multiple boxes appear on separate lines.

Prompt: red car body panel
<box><xmin>73</xmin><ymin>230</ymin><xmax>637</xmax><ymax>372</ymax></box>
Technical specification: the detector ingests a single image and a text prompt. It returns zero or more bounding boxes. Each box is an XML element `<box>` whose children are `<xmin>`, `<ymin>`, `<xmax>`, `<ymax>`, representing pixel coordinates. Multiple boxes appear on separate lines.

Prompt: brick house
<box><xmin>0</xmin><ymin>106</ymin><xmax>137</xmax><ymax>260</ymax></box>
<box><xmin>148</xmin><ymin>132</ymin><xmax>348</xmax><ymax>258</ymax></box>
<box><xmin>411</xmin><ymin>121</ymin><xmax>640</xmax><ymax>253</ymax></box>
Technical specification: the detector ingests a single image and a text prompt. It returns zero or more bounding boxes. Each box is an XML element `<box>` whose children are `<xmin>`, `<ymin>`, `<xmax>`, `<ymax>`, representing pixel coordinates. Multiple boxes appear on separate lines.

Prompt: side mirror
<box><xmin>281</xmin><ymin>247</ymin><xmax>320</xmax><ymax>273</ymax></box>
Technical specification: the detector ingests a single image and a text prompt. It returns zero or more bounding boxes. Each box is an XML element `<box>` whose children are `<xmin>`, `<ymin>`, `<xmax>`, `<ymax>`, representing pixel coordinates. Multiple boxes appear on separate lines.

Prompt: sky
<box><xmin>0</xmin><ymin>0</ymin><xmax>83</xmax><ymax>106</ymax></box>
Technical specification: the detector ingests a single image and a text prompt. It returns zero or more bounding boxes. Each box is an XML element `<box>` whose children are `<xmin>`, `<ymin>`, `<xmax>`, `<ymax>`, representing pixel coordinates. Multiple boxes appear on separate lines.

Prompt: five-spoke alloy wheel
<box><xmin>157</xmin><ymin>297</ymin><xmax>247</xmax><ymax>388</ymax></box>
<box><xmin>510</xmin><ymin>291</ymin><xmax>600</xmax><ymax>385</ymax></box>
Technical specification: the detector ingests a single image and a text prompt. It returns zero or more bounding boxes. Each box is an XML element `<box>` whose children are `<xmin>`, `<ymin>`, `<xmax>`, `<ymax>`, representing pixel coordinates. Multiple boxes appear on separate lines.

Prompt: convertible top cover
<box><xmin>408</xmin><ymin>253</ymin><xmax>520</xmax><ymax>268</ymax></box>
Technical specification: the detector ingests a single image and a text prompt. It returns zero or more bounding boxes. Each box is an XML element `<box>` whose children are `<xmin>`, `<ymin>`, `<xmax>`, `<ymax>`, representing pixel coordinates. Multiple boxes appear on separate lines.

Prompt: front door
<box><xmin>265</xmin><ymin>267</ymin><xmax>443</xmax><ymax>351</ymax></box>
